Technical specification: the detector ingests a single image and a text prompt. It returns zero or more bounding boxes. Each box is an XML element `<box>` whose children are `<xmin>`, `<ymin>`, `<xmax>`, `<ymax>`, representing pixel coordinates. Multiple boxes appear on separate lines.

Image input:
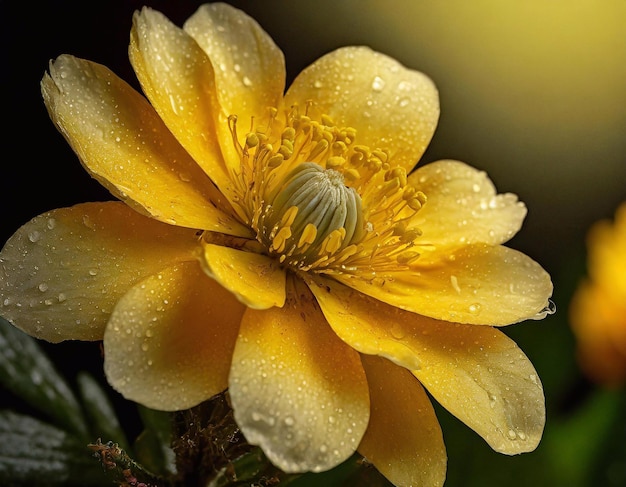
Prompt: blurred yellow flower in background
<box><xmin>570</xmin><ymin>203</ymin><xmax>626</xmax><ymax>387</ymax></box>
<box><xmin>0</xmin><ymin>3</ymin><xmax>553</xmax><ymax>486</ymax></box>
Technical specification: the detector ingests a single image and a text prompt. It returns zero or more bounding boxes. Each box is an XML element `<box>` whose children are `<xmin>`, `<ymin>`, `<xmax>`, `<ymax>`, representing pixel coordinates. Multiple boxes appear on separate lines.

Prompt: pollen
<box><xmin>227</xmin><ymin>105</ymin><xmax>427</xmax><ymax>274</ymax></box>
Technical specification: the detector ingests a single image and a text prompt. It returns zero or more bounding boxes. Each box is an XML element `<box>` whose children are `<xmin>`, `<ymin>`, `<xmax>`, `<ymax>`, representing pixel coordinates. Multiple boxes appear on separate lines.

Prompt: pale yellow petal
<box><xmin>184</xmin><ymin>3</ymin><xmax>285</xmax><ymax>124</ymax></box>
<box><xmin>307</xmin><ymin>277</ymin><xmax>545</xmax><ymax>454</ymax></box>
<box><xmin>41</xmin><ymin>55</ymin><xmax>247</xmax><ymax>235</ymax></box>
<box><xmin>104</xmin><ymin>261</ymin><xmax>244</xmax><ymax>411</ymax></box>
<box><xmin>0</xmin><ymin>203</ymin><xmax>198</xmax><ymax>343</ymax></box>
<box><xmin>229</xmin><ymin>288</ymin><xmax>370</xmax><ymax>473</ymax></box>
<box><xmin>410</xmin><ymin>160</ymin><xmax>527</xmax><ymax>249</ymax></box>
<box><xmin>200</xmin><ymin>243</ymin><xmax>286</xmax><ymax>309</ymax></box>
<box><xmin>335</xmin><ymin>244</ymin><xmax>553</xmax><ymax>325</ymax></box>
<box><xmin>129</xmin><ymin>7</ymin><xmax>239</xmax><ymax>206</ymax></box>
<box><xmin>284</xmin><ymin>46</ymin><xmax>439</xmax><ymax>171</ymax></box>
<box><xmin>359</xmin><ymin>355</ymin><xmax>446</xmax><ymax>487</ymax></box>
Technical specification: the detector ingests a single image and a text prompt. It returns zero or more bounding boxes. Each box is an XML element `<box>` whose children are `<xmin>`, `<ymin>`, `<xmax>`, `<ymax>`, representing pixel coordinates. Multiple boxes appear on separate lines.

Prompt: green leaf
<box><xmin>76</xmin><ymin>371</ymin><xmax>130</xmax><ymax>452</ymax></box>
<box><xmin>0</xmin><ymin>410</ymin><xmax>108</xmax><ymax>486</ymax></box>
<box><xmin>134</xmin><ymin>405</ymin><xmax>176</xmax><ymax>477</ymax></box>
<box><xmin>0</xmin><ymin>316</ymin><xmax>87</xmax><ymax>437</ymax></box>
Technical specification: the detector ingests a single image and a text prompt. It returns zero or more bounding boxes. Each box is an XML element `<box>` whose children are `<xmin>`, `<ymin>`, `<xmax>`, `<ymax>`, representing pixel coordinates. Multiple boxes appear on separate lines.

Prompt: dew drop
<box><xmin>371</xmin><ymin>76</ymin><xmax>385</xmax><ymax>91</ymax></box>
<box><xmin>28</xmin><ymin>230</ymin><xmax>41</xmax><ymax>243</ymax></box>
<box><xmin>38</xmin><ymin>283</ymin><xmax>48</xmax><ymax>292</ymax></box>
<box><xmin>47</xmin><ymin>218</ymin><xmax>56</xmax><ymax>230</ymax></box>
<box><xmin>390</xmin><ymin>323</ymin><xmax>406</xmax><ymax>339</ymax></box>
<box><xmin>468</xmin><ymin>303</ymin><xmax>481</xmax><ymax>314</ymax></box>
<box><xmin>284</xmin><ymin>416</ymin><xmax>295</xmax><ymax>427</ymax></box>
<box><xmin>507</xmin><ymin>429</ymin><xmax>517</xmax><ymax>440</ymax></box>
<box><xmin>88</xmin><ymin>269</ymin><xmax>98</xmax><ymax>276</ymax></box>
<box><xmin>242</xmin><ymin>76</ymin><xmax>252</xmax><ymax>87</ymax></box>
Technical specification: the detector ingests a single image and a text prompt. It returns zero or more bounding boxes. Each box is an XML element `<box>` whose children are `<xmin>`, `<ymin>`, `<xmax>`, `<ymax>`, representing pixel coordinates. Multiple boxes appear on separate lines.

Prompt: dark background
<box><xmin>2</xmin><ymin>1</ymin><xmax>625</xmax><ymax>485</ymax></box>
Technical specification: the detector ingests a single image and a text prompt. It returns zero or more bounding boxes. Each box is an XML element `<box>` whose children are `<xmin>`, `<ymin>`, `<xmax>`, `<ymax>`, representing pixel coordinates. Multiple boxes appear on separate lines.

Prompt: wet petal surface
<box><xmin>308</xmin><ymin>277</ymin><xmax>545</xmax><ymax>454</ymax></box>
<box><xmin>229</xmin><ymin>286</ymin><xmax>370</xmax><ymax>473</ymax></box>
<box><xmin>200</xmin><ymin>243</ymin><xmax>286</xmax><ymax>309</ymax></box>
<box><xmin>42</xmin><ymin>55</ymin><xmax>247</xmax><ymax>235</ymax></box>
<box><xmin>335</xmin><ymin>244</ymin><xmax>553</xmax><ymax>325</ymax></box>
<box><xmin>104</xmin><ymin>261</ymin><xmax>244</xmax><ymax>411</ymax></box>
<box><xmin>284</xmin><ymin>46</ymin><xmax>439</xmax><ymax>171</ymax></box>
<box><xmin>0</xmin><ymin>202</ymin><xmax>198</xmax><ymax>342</ymax></box>
<box><xmin>411</xmin><ymin>160</ymin><xmax>527</xmax><ymax>249</ymax></box>
<box><xmin>184</xmin><ymin>3</ymin><xmax>285</xmax><ymax>127</ymax></box>
<box><xmin>359</xmin><ymin>355</ymin><xmax>446</xmax><ymax>487</ymax></box>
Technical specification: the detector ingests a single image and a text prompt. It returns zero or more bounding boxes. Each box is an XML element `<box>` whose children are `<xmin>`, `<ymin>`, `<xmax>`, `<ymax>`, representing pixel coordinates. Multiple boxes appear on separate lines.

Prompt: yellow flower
<box><xmin>0</xmin><ymin>3</ymin><xmax>553</xmax><ymax>485</ymax></box>
<box><xmin>570</xmin><ymin>202</ymin><xmax>626</xmax><ymax>387</ymax></box>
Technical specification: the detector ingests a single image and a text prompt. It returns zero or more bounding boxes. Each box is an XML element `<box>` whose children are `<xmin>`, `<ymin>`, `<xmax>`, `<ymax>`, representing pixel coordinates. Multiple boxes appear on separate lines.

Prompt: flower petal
<box><xmin>0</xmin><ymin>202</ymin><xmax>198</xmax><ymax>343</ymax></box>
<box><xmin>335</xmin><ymin>244</ymin><xmax>553</xmax><ymax>325</ymax></box>
<box><xmin>41</xmin><ymin>55</ymin><xmax>247</xmax><ymax>235</ymax></box>
<box><xmin>307</xmin><ymin>277</ymin><xmax>546</xmax><ymax>454</ymax></box>
<box><xmin>410</xmin><ymin>160</ymin><xmax>527</xmax><ymax>249</ymax></box>
<box><xmin>358</xmin><ymin>355</ymin><xmax>447</xmax><ymax>487</ymax></box>
<box><xmin>200</xmin><ymin>243</ymin><xmax>286</xmax><ymax>309</ymax></box>
<box><xmin>284</xmin><ymin>46</ymin><xmax>439</xmax><ymax>171</ymax></box>
<box><xmin>104</xmin><ymin>261</ymin><xmax>244</xmax><ymax>411</ymax></box>
<box><xmin>229</xmin><ymin>286</ymin><xmax>370</xmax><ymax>473</ymax></box>
<box><xmin>129</xmin><ymin>7</ymin><xmax>235</xmax><ymax>204</ymax></box>
<box><xmin>184</xmin><ymin>3</ymin><xmax>285</xmax><ymax>126</ymax></box>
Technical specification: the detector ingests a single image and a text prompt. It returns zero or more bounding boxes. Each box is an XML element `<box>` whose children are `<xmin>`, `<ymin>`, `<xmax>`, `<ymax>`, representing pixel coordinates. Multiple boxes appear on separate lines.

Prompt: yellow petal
<box><xmin>284</xmin><ymin>46</ymin><xmax>439</xmax><ymax>171</ymax></box>
<box><xmin>335</xmin><ymin>244</ymin><xmax>553</xmax><ymax>325</ymax></box>
<box><xmin>41</xmin><ymin>55</ymin><xmax>247</xmax><ymax>235</ymax></box>
<box><xmin>104</xmin><ymin>261</ymin><xmax>244</xmax><ymax>411</ymax></box>
<box><xmin>0</xmin><ymin>202</ymin><xmax>198</xmax><ymax>343</ymax></box>
<box><xmin>129</xmin><ymin>7</ymin><xmax>236</xmax><ymax>205</ymax></box>
<box><xmin>359</xmin><ymin>355</ymin><xmax>447</xmax><ymax>487</ymax></box>
<box><xmin>410</xmin><ymin>160</ymin><xmax>527</xmax><ymax>249</ymax></box>
<box><xmin>307</xmin><ymin>277</ymin><xmax>545</xmax><ymax>455</ymax></box>
<box><xmin>229</xmin><ymin>287</ymin><xmax>370</xmax><ymax>473</ymax></box>
<box><xmin>200</xmin><ymin>243</ymin><xmax>286</xmax><ymax>309</ymax></box>
<box><xmin>184</xmin><ymin>3</ymin><xmax>285</xmax><ymax>125</ymax></box>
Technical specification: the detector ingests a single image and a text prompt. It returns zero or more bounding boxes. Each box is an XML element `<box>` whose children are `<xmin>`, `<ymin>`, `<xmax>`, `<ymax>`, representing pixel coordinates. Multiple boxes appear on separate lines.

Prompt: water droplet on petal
<box><xmin>371</xmin><ymin>76</ymin><xmax>385</xmax><ymax>91</ymax></box>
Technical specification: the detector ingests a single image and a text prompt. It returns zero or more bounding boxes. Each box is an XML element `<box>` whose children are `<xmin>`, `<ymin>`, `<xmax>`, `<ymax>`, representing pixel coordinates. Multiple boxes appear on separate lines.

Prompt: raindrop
<box><xmin>371</xmin><ymin>76</ymin><xmax>385</xmax><ymax>92</ymax></box>
<box><xmin>57</xmin><ymin>293</ymin><xmax>67</xmax><ymax>303</ymax></box>
<box><xmin>284</xmin><ymin>416</ymin><xmax>295</xmax><ymax>426</ymax></box>
<box><xmin>390</xmin><ymin>323</ymin><xmax>406</xmax><ymax>339</ymax></box>
<box><xmin>507</xmin><ymin>429</ymin><xmax>517</xmax><ymax>440</ymax></box>
<box><xmin>38</xmin><ymin>283</ymin><xmax>48</xmax><ymax>292</ymax></box>
<box><xmin>28</xmin><ymin>230</ymin><xmax>41</xmax><ymax>243</ymax></box>
<box><xmin>88</xmin><ymin>269</ymin><xmax>98</xmax><ymax>276</ymax></box>
<box><xmin>242</xmin><ymin>76</ymin><xmax>252</xmax><ymax>87</ymax></box>
<box><xmin>468</xmin><ymin>303</ymin><xmax>481</xmax><ymax>314</ymax></box>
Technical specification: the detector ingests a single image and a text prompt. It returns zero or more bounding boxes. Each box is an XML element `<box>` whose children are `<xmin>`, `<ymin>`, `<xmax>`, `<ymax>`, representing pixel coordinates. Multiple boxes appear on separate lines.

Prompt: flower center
<box><xmin>226</xmin><ymin>106</ymin><xmax>427</xmax><ymax>275</ymax></box>
<box><xmin>257</xmin><ymin>162</ymin><xmax>364</xmax><ymax>267</ymax></box>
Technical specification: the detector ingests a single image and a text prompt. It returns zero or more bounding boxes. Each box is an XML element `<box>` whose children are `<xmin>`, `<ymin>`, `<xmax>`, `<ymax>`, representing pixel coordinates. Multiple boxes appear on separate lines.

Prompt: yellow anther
<box><xmin>319</xmin><ymin>228</ymin><xmax>346</xmax><ymax>255</ymax></box>
<box><xmin>298</xmin><ymin>223</ymin><xmax>318</xmax><ymax>248</ymax></box>
<box><xmin>385</xmin><ymin>167</ymin><xmax>407</xmax><ymax>186</ymax></box>
<box><xmin>245</xmin><ymin>132</ymin><xmax>259</xmax><ymax>148</ymax></box>
<box><xmin>396</xmin><ymin>251</ymin><xmax>421</xmax><ymax>265</ymax></box>
<box><xmin>407</xmin><ymin>197</ymin><xmax>423</xmax><ymax>211</ymax></box>
<box><xmin>268</xmin><ymin>154</ymin><xmax>284</xmax><ymax>168</ymax></box>
<box><xmin>282</xmin><ymin>127</ymin><xmax>296</xmax><ymax>140</ymax></box>
<box><xmin>280</xmin><ymin>206</ymin><xmax>299</xmax><ymax>227</ymax></box>
<box><xmin>400</xmin><ymin>228</ymin><xmax>422</xmax><ymax>243</ymax></box>
<box><xmin>326</xmin><ymin>156</ymin><xmax>345</xmax><ymax>169</ymax></box>
<box><xmin>271</xmin><ymin>226</ymin><xmax>292</xmax><ymax>253</ymax></box>
<box><xmin>344</xmin><ymin>168</ymin><xmax>360</xmax><ymax>182</ymax></box>
<box><xmin>309</xmin><ymin>139</ymin><xmax>329</xmax><ymax>160</ymax></box>
<box><xmin>372</xmin><ymin>150</ymin><xmax>388</xmax><ymax>163</ymax></box>
<box><xmin>332</xmin><ymin>141</ymin><xmax>348</xmax><ymax>156</ymax></box>
<box><xmin>321</xmin><ymin>114</ymin><xmax>334</xmax><ymax>127</ymax></box>
<box><xmin>366</xmin><ymin>155</ymin><xmax>383</xmax><ymax>172</ymax></box>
